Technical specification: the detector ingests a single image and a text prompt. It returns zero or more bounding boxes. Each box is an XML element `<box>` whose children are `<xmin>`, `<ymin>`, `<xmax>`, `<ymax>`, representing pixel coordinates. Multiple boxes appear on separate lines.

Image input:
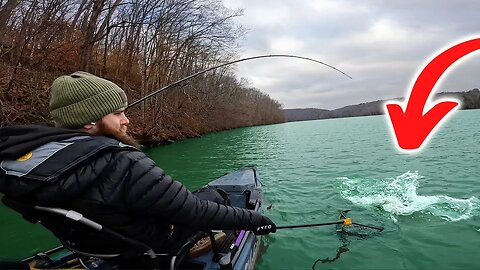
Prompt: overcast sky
<box><xmin>222</xmin><ymin>0</ymin><xmax>480</xmax><ymax>109</ymax></box>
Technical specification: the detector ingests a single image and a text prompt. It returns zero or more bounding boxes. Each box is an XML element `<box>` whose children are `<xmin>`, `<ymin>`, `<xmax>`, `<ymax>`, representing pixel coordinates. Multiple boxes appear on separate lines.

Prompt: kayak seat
<box><xmin>1</xmin><ymin>196</ymin><xmax>208</xmax><ymax>270</ymax></box>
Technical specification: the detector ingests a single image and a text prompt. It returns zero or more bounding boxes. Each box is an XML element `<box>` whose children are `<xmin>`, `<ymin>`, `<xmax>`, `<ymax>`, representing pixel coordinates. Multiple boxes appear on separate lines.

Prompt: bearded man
<box><xmin>0</xmin><ymin>71</ymin><xmax>276</xmax><ymax>255</ymax></box>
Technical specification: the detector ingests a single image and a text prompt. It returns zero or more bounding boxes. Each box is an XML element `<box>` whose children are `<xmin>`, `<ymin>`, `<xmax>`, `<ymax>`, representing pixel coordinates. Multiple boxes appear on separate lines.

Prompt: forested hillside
<box><xmin>284</xmin><ymin>89</ymin><xmax>480</xmax><ymax>121</ymax></box>
<box><xmin>0</xmin><ymin>0</ymin><xmax>284</xmax><ymax>145</ymax></box>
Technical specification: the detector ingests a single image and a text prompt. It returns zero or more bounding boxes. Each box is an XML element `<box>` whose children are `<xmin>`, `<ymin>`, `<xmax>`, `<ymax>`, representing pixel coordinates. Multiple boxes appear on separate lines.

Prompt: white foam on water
<box><xmin>337</xmin><ymin>172</ymin><xmax>479</xmax><ymax>221</ymax></box>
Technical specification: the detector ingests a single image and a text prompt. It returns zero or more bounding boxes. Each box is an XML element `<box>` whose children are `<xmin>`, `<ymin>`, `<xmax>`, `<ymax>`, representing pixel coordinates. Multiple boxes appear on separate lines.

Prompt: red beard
<box><xmin>96</xmin><ymin>122</ymin><xmax>140</xmax><ymax>148</ymax></box>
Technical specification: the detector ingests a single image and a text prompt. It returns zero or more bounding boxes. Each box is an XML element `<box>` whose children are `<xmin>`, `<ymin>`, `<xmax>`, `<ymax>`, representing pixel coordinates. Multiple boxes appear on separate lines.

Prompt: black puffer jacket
<box><xmin>0</xmin><ymin>125</ymin><xmax>266</xmax><ymax>249</ymax></box>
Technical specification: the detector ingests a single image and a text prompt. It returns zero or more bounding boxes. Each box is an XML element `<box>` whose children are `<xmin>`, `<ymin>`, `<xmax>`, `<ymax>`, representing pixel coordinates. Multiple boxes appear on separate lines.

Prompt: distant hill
<box><xmin>280</xmin><ymin>108</ymin><xmax>330</xmax><ymax>121</ymax></box>
<box><xmin>284</xmin><ymin>88</ymin><xmax>480</xmax><ymax>122</ymax></box>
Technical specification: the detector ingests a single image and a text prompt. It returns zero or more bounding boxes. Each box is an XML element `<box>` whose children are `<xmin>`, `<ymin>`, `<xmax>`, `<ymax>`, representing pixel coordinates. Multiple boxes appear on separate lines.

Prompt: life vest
<box><xmin>0</xmin><ymin>136</ymin><xmax>138</xmax><ymax>183</ymax></box>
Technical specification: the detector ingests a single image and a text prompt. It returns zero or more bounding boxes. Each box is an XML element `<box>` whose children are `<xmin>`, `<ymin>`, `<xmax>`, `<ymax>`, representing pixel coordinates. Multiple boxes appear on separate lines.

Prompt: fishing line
<box><xmin>127</xmin><ymin>54</ymin><xmax>353</xmax><ymax>109</ymax></box>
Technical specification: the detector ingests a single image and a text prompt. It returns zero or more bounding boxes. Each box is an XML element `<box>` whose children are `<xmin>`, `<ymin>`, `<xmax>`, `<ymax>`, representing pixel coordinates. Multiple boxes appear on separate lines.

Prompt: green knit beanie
<box><xmin>49</xmin><ymin>71</ymin><xmax>128</xmax><ymax>128</ymax></box>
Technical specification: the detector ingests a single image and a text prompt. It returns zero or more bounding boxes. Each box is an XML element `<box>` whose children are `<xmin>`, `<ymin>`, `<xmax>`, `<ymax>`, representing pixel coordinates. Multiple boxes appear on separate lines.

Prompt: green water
<box><xmin>1</xmin><ymin>110</ymin><xmax>479</xmax><ymax>269</ymax></box>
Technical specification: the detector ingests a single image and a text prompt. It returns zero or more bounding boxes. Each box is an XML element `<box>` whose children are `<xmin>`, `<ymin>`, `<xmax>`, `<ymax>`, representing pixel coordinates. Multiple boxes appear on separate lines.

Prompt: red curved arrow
<box><xmin>386</xmin><ymin>38</ymin><xmax>480</xmax><ymax>151</ymax></box>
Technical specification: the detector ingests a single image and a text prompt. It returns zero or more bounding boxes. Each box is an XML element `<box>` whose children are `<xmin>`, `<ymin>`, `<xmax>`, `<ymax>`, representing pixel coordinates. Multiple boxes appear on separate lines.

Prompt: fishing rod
<box><xmin>127</xmin><ymin>54</ymin><xmax>353</xmax><ymax>109</ymax></box>
<box><xmin>277</xmin><ymin>220</ymin><xmax>383</xmax><ymax>231</ymax></box>
<box><xmin>277</xmin><ymin>210</ymin><xmax>384</xmax><ymax>231</ymax></box>
<box><xmin>277</xmin><ymin>219</ymin><xmax>352</xmax><ymax>229</ymax></box>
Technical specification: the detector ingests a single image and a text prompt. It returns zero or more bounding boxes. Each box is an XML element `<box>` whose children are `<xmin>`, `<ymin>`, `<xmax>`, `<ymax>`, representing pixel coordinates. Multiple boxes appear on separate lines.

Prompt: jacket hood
<box><xmin>0</xmin><ymin>125</ymin><xmax>88</xmax><ymax>160</ymax></box>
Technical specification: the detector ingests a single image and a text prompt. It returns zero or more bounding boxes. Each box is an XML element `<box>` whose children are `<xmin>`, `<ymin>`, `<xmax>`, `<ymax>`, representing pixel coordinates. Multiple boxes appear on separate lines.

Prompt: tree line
<box><xmin>0</xmin><ymin>0</ymin><xmax>285</xmax><ymax>144</ymax></box>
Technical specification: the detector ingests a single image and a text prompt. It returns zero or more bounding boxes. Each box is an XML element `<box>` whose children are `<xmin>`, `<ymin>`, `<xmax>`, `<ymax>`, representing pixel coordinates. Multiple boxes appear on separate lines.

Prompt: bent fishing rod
<box><xmin>127</xmin><ymin>54</ymin><xmax>352</xmax><ymax>109</ymax></box>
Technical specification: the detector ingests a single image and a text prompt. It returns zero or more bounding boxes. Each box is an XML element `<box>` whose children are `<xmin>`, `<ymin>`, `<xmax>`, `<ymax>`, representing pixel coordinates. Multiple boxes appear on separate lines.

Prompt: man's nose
<box><xmin>122</xmin><ymin>114</ymin><xmax>130</xmax><ymax>125</ymax></box>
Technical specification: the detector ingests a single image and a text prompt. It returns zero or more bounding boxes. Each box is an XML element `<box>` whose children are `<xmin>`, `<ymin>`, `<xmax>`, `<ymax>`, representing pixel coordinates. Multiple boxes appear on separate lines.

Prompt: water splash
<box><xmin>337</xmin><ymin>172</ymin><xmax>479</xmax><ymax>221</ymax></box>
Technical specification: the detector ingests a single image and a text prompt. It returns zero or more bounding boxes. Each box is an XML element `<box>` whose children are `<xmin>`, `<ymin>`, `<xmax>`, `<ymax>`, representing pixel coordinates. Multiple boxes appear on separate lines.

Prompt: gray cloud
<box><xmin>223</xmin><ymin>0</ymin><xmax>480</xmax><ymax>109</ymax></box>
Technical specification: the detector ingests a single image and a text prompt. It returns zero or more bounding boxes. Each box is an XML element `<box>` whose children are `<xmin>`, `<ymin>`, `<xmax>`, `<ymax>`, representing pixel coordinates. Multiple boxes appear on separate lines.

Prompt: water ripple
<box><xmin>337</xmin><ymin>171</ymin><xmax>479</xmax><ymax>221</ymax></box>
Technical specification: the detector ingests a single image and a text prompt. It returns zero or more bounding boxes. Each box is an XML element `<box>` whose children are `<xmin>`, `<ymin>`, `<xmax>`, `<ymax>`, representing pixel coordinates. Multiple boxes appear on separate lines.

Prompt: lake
<box><xmin>1</xmin><ymin>109</ymin><xmax>479</xmax><ymax>269</ymax></box>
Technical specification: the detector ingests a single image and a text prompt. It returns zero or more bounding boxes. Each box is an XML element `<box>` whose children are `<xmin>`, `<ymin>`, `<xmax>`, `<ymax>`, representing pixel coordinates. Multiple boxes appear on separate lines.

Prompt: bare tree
<box><xmin>1</xmin><ymin>0</ymin><xmax>286</xmax><ymax>144</ymax></box>
<box><xmin>0</xmin><ymin>0</ymin><xmax>20</xmax><ymax>42</ymax></box>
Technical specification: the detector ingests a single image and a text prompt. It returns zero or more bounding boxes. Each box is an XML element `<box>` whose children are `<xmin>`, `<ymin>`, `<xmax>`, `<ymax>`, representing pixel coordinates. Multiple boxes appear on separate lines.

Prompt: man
<box><xmin>0</xmin><ymin>71</ymin><xmax>276</xmax><ymax>254</ymax></box>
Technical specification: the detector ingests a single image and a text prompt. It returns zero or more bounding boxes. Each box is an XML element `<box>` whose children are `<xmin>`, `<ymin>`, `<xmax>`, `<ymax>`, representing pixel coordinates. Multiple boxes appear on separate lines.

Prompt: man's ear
<box><xmin>83</xmin><ymin>122</ymin><xmax>96</xmax><ymax>133</ymax></box>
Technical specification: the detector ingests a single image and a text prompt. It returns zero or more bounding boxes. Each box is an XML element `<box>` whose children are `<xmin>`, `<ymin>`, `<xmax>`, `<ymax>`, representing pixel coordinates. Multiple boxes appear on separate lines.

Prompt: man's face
<box><xmin>92</xmin><ymin>108</ymin><xmax>138</xmax><ymax>147</ymax></box>
<box><xmin>96</xmin><ymin>109</ymin><xmax>129</xmax><ymax>137</ymax></box>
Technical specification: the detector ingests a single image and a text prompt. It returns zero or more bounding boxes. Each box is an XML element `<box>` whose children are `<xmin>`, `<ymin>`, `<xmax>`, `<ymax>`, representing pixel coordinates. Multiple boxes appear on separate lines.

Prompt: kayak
<box><xmin>192</xmin><ymin>166</ymin><xmax>263</xmax><ymax>270</ymax></box>
<box><xmin>15</xmin><ymin>166</ymin><xmax>264</xmax><ymax>270</ymax></box>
